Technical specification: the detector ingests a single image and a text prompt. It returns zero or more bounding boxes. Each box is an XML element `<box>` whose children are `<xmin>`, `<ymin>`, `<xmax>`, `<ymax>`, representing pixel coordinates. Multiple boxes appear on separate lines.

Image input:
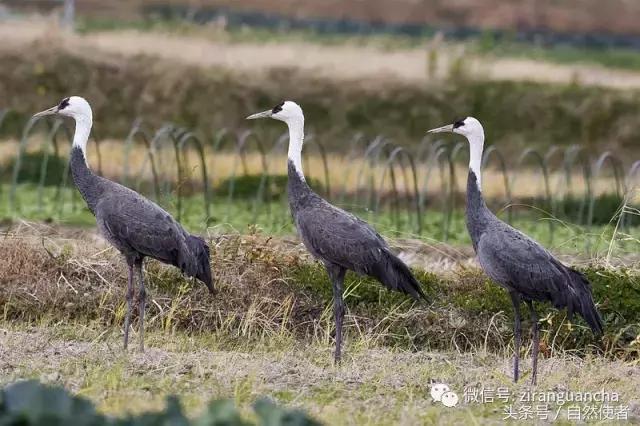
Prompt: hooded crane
<box><xmin>247</xmin><ymin>101</ymin><xmax>427</xmax><ymax>363</ymax></box>
<box><xmin>428</xmin><ymin>117</ymin><xmax>603</xmax><ymax>384</ymax></box>
<box><xmin>33</xmin><ymin>97</ymin><xmax>214</xmax><ymax>352</ymax></box>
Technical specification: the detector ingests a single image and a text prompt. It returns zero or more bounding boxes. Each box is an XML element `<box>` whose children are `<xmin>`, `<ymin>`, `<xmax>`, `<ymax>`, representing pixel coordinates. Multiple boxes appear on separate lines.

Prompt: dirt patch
<box><xmin>3</xmin><ymin>21</ymin><xmax>640</xmax><ymax>90</ymax></box>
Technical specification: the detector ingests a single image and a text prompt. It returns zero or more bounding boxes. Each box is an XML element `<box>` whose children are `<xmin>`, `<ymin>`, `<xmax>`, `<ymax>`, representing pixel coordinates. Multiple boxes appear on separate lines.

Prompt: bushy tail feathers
<box><xmin>566</xmin><ymin>269</ymin><xmax>603</xmax><ymax>335</ymax></box>
<box><xmin>370</xmin><ymin>249</ymin><xmax>428</xmax><ymax>302</ymax></box>
<box><xmin>183</xmin><ymin>234</ymin><xmax>214</xmax><ymax>293</ymax></box>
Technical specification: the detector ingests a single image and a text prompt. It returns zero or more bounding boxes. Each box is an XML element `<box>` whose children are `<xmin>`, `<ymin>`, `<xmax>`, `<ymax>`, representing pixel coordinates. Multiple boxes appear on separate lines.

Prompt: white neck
<box><xmin>73</xmin><ymin>114</ymin><xmax>93</xmax><ymax>164</ymax></box>
<box><xmin>286</xmin><ymin>117</ymin><xmax>305</xmax><ymax>181</ymax></box>
<box><xmin>467</xmin><ymin>131</ymin><xmax>484</xmax><ymax>190</ymax></box>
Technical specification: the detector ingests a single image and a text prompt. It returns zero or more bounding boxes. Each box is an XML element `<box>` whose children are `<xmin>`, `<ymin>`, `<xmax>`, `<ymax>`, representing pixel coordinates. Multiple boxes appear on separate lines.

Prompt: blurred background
<box><xmin>0</xmin><ymin>0</ymin><xmax>639</xmax><ymax>258</ymax></box>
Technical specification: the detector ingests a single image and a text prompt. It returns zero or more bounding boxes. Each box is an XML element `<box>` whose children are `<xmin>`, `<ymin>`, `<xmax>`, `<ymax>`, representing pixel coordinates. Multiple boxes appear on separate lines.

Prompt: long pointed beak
<box><xmin>246</xmin><ymin>110</ymin><xmax>272</xmax><ymax>120</ymax></box>
<box><xmin>427</xmin><ymin>124</ymin><xmax>454</xmax><ymax>134</ymax></box>
<box><xmin>32</xmin><ymin>106</ymin><xmax>58</xmax><ymax>119</ymax></box>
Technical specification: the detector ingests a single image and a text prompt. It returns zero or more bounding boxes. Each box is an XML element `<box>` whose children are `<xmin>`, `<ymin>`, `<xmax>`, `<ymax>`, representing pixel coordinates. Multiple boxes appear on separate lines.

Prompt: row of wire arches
<box><xmin>1</xmin><ymin>109</ymin><xmax>638</xmax><ymax>247</ymax></box>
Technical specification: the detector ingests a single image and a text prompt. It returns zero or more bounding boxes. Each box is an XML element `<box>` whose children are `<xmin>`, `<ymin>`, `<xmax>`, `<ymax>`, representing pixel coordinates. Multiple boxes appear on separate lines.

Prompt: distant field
<box><xmin>3</xmin><ymin>24</ymin><xmax>640</xmax><ymax>157</ymax></box>
<box><xmin>5</xmin><ymin>20</ymin><xmax>640</xmax><ymax>93</ymax></box>
<box><xmin>63</xmin><ymin>0</ymin><xmax>640</xmax><ymax>37</ymax></box>
<box><xmin>71</xmin><ymin>17</ymin><xmax>640</xmax><ymax>74</ymax></box>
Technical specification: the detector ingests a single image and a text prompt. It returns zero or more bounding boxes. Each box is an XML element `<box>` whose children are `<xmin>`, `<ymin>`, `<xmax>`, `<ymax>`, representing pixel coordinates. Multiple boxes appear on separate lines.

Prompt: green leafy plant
<box><xmin>0</xmin><ymin>381</ymin><xmax>321</xmax><ymax>426</ymax></box>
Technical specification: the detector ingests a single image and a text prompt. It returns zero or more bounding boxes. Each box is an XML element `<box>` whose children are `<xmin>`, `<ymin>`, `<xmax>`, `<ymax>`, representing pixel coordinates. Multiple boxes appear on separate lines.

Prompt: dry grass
<box><xmin>0</xmin><ymin>224</ymin><xmax>311</xmax><ymax>341</ymax></box>
<box><xmin>0</xmin><ymin>224</ymin><xmax>638</xmax><ymax>423</ymax></box>
<box><xmin>3</xmin><ymin>19</ymin><xmax>640</xmax><ymax>89</ymax></box>
<box><xmin>0</xmin><ymin>223</ymin><xmax>635</xmax><ymax>354</ymax></box>
<box><xmin>1</xmin><ymin>325</ymin><xmax>639</xmax><ymax>425</ymax></box>
<box><xmin>0</xmin><ymin>223</ymin><xmax>439</xmax><ymax>350</ymax></box>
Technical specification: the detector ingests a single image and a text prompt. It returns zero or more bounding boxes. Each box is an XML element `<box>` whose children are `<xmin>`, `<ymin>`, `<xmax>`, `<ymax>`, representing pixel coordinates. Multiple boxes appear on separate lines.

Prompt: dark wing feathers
<box><xmin>295</xmin><ymin>201</ymin><xmax>426</xmax><ymax>300</ymax></box>
<box><xmin>477</xmin><ymin>224</ymin><xmax>602</xmax><ymax>333</ymax></box>
<box><xmin>94</xmin><ymin>182</ymin><xmax>214</xmax><ymax>287</ymax></box>
<box><xmin>97</xmin><ymin>192</ymin><xmax>189</xmax><ymax>264</ymax></box>
<box><xmin>296</xmin><ymin>202</ymin><xmax>388</xmax><ymax>272</ymax></box>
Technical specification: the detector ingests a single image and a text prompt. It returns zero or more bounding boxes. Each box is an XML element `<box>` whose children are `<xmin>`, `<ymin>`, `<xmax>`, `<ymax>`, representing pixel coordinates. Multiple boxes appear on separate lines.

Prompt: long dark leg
<box><xmin>123</xmin><ymin>262</ymin><xmax>135</xmax><ymax>350</ymax></box>
<box><xmin>327</xmin><ymin>264</ymin><xmax>346</xmax><ymax>364</ymax></box>
<box><xmin>526</xmin><ymin>300</ymin><xmax>540</xmax><ymax>385</ymax></box>
<box><xmin>135</xmin><ymin>259</ymin><xmax>146</xmax><ymax>353</ymax></box>
<box><xmin>510</xmin><ymin>292</ymin><xmax>522</xmax><ymax>383</ymax></box>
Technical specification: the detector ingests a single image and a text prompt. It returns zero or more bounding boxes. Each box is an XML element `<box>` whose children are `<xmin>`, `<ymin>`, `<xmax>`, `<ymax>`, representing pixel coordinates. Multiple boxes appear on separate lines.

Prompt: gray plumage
<box><xmin>71</xmin><ymin>146</ymin><xmax>213</xmax><ymax>350</ymax></box>
<box><xmin>33</xmin><ymin>96</ymin><xmax>213</xmax><ymax>353</ymax></box>
<box><xmin>428</xmin><ymin>115</ymin><xmax>602</xmax><ymax>384</ymax></box>
<box><xmin>247</xmin><ymin>100</ymin><xmax>426</xmax><ymax>363</ymax></box>
<box><xmin>71</xmin><ymin>148</ymin><xmax>212</xmax><ymax>289</ymax></box>
<box><xmin>466</xmin><ymin>170</ymin><xmax>602</xmax><ymax>383</ymax></box>
<box><xmin>288</xmin><ymin>161</ymin><xmax>426</xmax><ymax>362</ymax></box>
<box><xmin>288</xmin><ymin>162</ymin><xmax>426</xmax><ymax>300</ymax></box>
<box><xmin>466</xmin><ymin>171</ymin><xmax>602</xmax><ymax>331</ymax></box>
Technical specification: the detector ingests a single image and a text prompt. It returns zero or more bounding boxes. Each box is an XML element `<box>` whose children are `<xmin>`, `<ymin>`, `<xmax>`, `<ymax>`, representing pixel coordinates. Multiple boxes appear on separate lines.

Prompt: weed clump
<box><xmin>0</xmin><ymin>230</ymin><xmax>636</xmax><ymax>357</ymax></box>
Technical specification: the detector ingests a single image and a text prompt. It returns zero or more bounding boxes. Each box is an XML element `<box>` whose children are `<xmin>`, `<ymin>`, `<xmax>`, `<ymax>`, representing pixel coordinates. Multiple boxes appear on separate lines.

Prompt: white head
<box><xmin>246</xmin><ymin>101</ymin><xmax>304</xmax><ymax>124</ymax></box>
<box><xmin>33</xmin><ymin>96</ymin><xmax>93</xmax><ymax>122</ymax></box>
<box><xmin>33</xmin><ymin>96</ymin><xmax>93</xmax><ymax>154</ymax></box>
<box><xmin>427</xmin><ymin>116</ymin><xmax>483</xmax><ymax>139</ymax></box>
<box><xmin>427</xmin><ymin>116</ymin><xmax>485</xmax><ymax>189</ymax></box>
<box><xmin>247</xmin><ymin>100</ymin><xmax>306</xmax><ymax>178</ymax></box>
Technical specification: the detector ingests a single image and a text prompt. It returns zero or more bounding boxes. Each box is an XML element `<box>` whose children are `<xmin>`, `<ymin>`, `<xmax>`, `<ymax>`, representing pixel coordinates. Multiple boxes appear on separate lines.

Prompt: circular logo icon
<box><xmin>430</xmin><ymin>383</ymin><xmax>450</xmax><ymax>402</ymax></box>
<box><xmin>441</xmin><ymin>391</ymin><xmax>459</xmax><ymax>407</ymax></box>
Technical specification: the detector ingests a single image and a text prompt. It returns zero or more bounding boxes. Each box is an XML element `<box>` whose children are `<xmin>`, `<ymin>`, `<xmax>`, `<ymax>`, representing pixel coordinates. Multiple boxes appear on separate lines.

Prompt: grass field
<box><xmin>0</xmin><ymin>228</ymin><xmax>639</xmax><ymax>424</ymax></box>
<box><xmin>3</xmin><ymin>324</ymin><xmax>638</xmax><ymax>424</ymax></box>
<box><xmin>77</xmin><ymin>18</ymin><xmax>640</xmax><ymax>73</ymax></box>
<box><xmin>1</xmin><ymin>14</ymin><xmax>640</xmax><ymax>425</ymax></box>
<box><xmin>4</xmin><ymin>23</ymin><xmax>640</xmax><ymax>155</ymax></box>
<box><xmin>3</xmin><ymin>183</ymin><xmax>639</xmax><ymax>262</ymax></box>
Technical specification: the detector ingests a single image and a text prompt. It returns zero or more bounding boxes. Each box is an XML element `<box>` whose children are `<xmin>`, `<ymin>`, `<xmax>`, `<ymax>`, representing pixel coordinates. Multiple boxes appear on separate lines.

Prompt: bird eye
<box><xmin>272</xmin><ymin>102</ymin><xmax>284</xmax><ymax>114</ymax></box>
<box><xmin>59</xmin><ymin>97</ymin><xmax>70</xmax><ymax>110</ymax></box>
<box><xmin>453</xmin><ymin>118</ymin><xmax>466</xmax><ymax>129</ymax></box>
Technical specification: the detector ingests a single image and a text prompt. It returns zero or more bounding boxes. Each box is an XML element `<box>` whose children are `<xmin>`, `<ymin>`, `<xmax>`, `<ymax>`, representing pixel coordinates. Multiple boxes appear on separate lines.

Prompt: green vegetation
<box><xmin>5</xmin><ymin>152</ymin><xmax>67</xmax><ymax>186</ymax></box>
<box><xmin>75</xmin><ymin>16</ymin><xmax>429</xmax><ymax>50</ymax></box>
<box><xmin>2</xmin><ymin>44</ymin><xmax>640</xmax><ymax>153</ymax></box>
<box><xmin>475</xmin><ymin>37</ymin><xmax>640</xmax><ymax>72</ymax></box>
<box><xmin>0</xmin><ymin>380</ymin><xmax>319</xmax><ymax>425</ymax></box>
<box><xmin>2</xmin><ymin>231</ymin><xmax>638</xmax><ymax>354</ymax></box>
<box><xmin>214</xmin><ymin>174</ymin><xmax>324</xmax><ymax>201</ymax></box>
<box><xmin>0</xmin><ymin>230</ymin><xmax>638</xmax><ymax>424</ymax></box>
<box><xmin>3</xmin><ymin>183</ymin><xmax>638</xmax><ymax>257</ymax></box>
